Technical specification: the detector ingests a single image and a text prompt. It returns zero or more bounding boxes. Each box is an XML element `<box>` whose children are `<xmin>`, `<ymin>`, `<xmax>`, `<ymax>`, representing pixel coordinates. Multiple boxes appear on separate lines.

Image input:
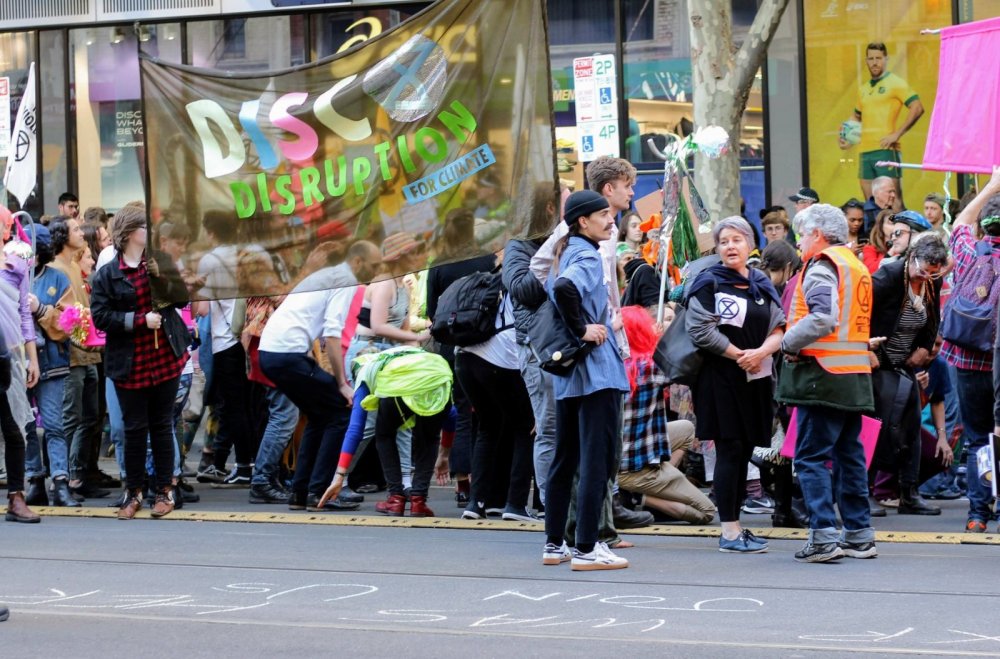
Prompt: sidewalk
<box><xmin>35</xmin><ymin>455</ymin><xmax>999</xmax><ymax>545</ymax></box>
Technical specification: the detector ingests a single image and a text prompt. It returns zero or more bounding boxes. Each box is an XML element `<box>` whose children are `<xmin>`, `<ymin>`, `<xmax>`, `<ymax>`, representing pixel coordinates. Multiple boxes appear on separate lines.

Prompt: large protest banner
<box><xmin>140</xmin><ymin>0</ymin><xmax>555</xmax><ymax>301</ymax></box>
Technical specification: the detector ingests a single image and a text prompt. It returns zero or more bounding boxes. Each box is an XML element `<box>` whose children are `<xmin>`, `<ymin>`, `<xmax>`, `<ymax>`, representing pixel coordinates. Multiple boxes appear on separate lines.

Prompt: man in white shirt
<box><xmin>259</xmin><ymin>240</ymin><xmax>380</xmax><ymax>511</ymax></box>
<box><xmin>195</xmin><ymin>211</ymin><xmax>253</xmax><ymax>486</ymax></box>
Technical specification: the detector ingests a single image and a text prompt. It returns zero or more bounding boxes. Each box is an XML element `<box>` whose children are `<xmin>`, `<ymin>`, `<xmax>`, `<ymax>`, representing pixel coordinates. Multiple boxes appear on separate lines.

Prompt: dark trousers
<box><xmin>210</xmin><ymin>343</ymin><xmax>255</xmax><ymax>467</ymax></box>
<box><xmin>440</xmin><ymin>345</ymin><xmax>476</xmax><ymax>475</ymax></box>
<box><xmin>259</xmin><ymin>351</ymin><xmax>350</xmax><ymax>495</ymax></box>
<box><xmin>456</xmin><ymin>352</ymin><xmax>534</xmax><ymax>509</ymax></box>
<box><xmin>545</xmin><ymin>388</ymin><xmax>621</xmax><ymax>552</ymax></box>
<box><xmin>375</xmin><ymin>397</ymin><xmax>445</xmax><ymax>497</ymax></box>
<box><xmin>954</xmin><ymin>368</ymin><xmax>996</xmax><ymax>523</ymax></box>
<box><xmin>116</xmin><ymin>377</ymin><xmax>180</xmax><ymax>491</ymax></box>
<box><xmin>714</xmin><ymin>438</ymin><xmax>755</xmax><ymax>523</ymax></box>
<box><xmin>1</xmin><ymin>392</ymin><xmax>25</xmax><ymax>492</ymax></box>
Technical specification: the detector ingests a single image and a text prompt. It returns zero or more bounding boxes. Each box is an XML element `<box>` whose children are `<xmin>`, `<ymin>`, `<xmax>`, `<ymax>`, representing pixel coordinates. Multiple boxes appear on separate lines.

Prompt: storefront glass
<box><xmin>803</xmin><ymin>0</ymin><xmax>956</xmax><ymax>213</ymax></box>
<box><xmin>311</xmin><ymin>4</ymin><xmax>426</xmax><ymax>59</ymax></box>
<box><xmin>69</xmin><ymin>25</ymin><xmax>182</xmax><ymax>213</ymax></box>
<box><xmin>187</xmin><ymin>16</ymin><xmax>306</xmax><ymax>70</ymax></box>
<box><xmin>0</xmin><ymin>31</ymin><xmax>37</xmax><ymax>214</ymax></box>
<box><xmin>39</xmin><ymin>30</ymin><xmax>67</xmax><ymax>217</ymax></box>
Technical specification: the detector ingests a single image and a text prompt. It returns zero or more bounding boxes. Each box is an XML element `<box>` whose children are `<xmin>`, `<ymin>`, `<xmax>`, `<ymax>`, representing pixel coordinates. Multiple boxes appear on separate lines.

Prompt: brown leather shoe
<box><xmin>5</xmin><ymin>492</ymin><xmax>41</xmax><ymax>523</ymax></box>
<box><xmin>375</xmin><ymin>493</ymin><xmax>406</xmax><ymax>516</ymax></box>
<box><xmin>117</xmin><ymin>489</ymin><xmax>143</xmax><ymax>520</ymax></box>
<box><xmin>150</xmin><ymin>488</ymin><xmax>175</xmax><ymax>518</ymax></box>
<box><xmin>408</xmin><ymin>495</ymin><xmax>435</xmax><ymax>517</ymax></box>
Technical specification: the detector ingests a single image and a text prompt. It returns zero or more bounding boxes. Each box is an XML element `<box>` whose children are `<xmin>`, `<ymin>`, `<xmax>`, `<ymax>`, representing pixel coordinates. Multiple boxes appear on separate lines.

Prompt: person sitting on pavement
<box><xmin>778</xmin><ymin>203</ymin><xmax>877</xmax><ymax>563</ymax></box>
<box><xmin>318</xmin><ymin>345</ymin><xmax>455</xmax><ymax>517</ymax></box>
<box><xmin>617</xmin><ymin>306</ymin><xmax>716</xmax><ymax>525</ymax></box>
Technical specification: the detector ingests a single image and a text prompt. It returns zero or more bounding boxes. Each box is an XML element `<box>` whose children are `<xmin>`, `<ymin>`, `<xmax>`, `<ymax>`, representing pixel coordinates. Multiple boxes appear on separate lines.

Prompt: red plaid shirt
<box><xmin>116</xmin><ymin>258</ymin><xmax>188</xmax><ymax>389</ymax></box>
<box><xmin>941</xmin><ymin>225</ymin><xmax>1000</xmax><ymax>372</ymax></box>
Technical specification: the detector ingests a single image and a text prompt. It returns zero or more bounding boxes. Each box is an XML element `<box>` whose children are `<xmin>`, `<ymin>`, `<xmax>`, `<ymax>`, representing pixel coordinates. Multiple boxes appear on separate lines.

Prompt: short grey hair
<box><xmin>712</xmin><ymin>216</ymin><xmax>756</xmax><ymax>249</ymax></box>
<box><xmin>871</xmin><ymin>176</ymin><xmax>893</xmax><ymax>194</ymax></box>
<box><xmin>794</xmin><ymin>203</ymin><xmax>848</xmax><ymax>245</ymax></box>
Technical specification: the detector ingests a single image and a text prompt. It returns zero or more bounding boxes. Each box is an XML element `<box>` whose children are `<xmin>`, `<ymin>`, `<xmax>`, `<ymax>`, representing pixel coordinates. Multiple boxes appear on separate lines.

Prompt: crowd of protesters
<box><xmin>2</xmin><ymin>160</ymin><xmax>999</xmax><ymax>572</ymax></box>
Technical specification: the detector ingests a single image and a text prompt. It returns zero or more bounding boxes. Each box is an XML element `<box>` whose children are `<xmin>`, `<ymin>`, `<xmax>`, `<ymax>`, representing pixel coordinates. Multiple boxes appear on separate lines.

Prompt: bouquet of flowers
<box><xmin>57</xmin><ymin>304</ymin><xmax>91</xmax><ymax>345</ymax></box>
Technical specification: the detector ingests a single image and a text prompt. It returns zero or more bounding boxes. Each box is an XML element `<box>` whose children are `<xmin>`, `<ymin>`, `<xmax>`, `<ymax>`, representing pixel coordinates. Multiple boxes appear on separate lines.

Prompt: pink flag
<box><xmin>923</xmin><ymin>17</ymin><xmax>1000</xmax><ymax>174</ymax></box>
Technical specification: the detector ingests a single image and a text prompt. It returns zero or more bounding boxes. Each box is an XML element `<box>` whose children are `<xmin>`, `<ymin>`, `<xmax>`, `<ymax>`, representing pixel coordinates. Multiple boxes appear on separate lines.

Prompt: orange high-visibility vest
<box><xmin>788</xmin><ymin>245</ymin><xmax>872</xmax><ymax>375</ymax></box>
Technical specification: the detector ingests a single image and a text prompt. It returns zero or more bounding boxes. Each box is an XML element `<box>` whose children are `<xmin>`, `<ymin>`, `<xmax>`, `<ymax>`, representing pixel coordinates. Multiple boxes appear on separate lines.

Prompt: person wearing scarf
<box><xmin>685</xmin><ymin>216</ymin><xmax>786</xmax><ymax>554</ymax></box>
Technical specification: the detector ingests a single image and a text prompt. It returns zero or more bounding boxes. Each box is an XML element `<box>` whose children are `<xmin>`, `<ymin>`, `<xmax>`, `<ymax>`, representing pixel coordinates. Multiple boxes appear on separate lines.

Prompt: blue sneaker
<box><xmin>719</xmin><ymin>532</ymin><xmax>768</xmax><ymax>553</ymax></box>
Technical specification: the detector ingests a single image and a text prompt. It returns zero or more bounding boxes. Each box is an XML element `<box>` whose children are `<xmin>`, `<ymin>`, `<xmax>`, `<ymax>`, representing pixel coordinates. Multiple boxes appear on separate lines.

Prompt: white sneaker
<box><xmin>571</xmin><ymin>542</ymin><xmax>629</xmax><ymax>571</ymax></box>
<box><xmin>542</xmin><ymin>541</ymin><xmax>572</xmax><ymax>565</ymax></box>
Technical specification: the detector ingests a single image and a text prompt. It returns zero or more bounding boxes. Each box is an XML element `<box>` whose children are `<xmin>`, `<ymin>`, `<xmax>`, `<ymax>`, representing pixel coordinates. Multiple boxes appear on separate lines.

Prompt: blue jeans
<box><xmin>252</xmin><ymin>387</ymin><xmax>300</xmax><ymax>486</ymax></box>
<box><xmin>106</xmin><ymin>377</ymin><xmax>126</xmax><ymax>478</ymax></box>
<box><xmin>63</xmin><ymin>364</ymin><xmax>99</xmax><ymax>480</ymax></box>
<box><xmin>32</xmin><ymin>376</ymin><xmax>70</xmax><ymax>480</ymax></box>
<box><xmin>519</xmin><ymin>344</ymin><xmax>556</xmax><ymax>505</ymax></box>
<box><xmin>954</xmin><ymin>368</ymin><xmax>996</xmax><ymax>523</ymax></box>
<box><xmin>793</xmin><ymin>405</ymin><xmax>874</xmax><ymax>545</ymax></box>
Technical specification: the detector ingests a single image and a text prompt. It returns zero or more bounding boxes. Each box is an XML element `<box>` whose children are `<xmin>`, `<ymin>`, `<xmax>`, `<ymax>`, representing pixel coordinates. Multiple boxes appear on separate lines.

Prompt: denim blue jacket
<box><xmin>32</xmin><ymin>265</ymin><xmax>72</xmax><ymax>381</ymax></box>
<box><xmin>548</xmin><ymin>236</ymin><xmax>629</xmax><ymax>400</ymax></box>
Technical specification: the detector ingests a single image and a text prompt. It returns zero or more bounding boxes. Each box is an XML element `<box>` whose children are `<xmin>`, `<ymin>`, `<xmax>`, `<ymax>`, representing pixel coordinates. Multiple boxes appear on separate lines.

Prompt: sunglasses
<box><xmin>890</xmin><ymin>227</ymin><xmax>912</xmax><ymax>239</ymax></box>
<box><xmin>912</xmin><ymin>259</ymin><xmax>945</xmax><ymax>280</ymax></box>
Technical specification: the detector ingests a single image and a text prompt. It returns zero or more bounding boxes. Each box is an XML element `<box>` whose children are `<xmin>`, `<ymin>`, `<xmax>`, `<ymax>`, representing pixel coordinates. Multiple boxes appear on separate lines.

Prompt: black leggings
<box><xmin>375</xmin><ymin>398</ymin><xmax>446</xmax><ymax>498</ymax></box>
<box><xmin>714</xmin><ymin>438</ymin><xmax>754</xmax><ymax>523</ymax></box>
<box><xmin>2</xmin><ymin>392</ymin><xmax>25</xmax><ymax>492</ymax></box>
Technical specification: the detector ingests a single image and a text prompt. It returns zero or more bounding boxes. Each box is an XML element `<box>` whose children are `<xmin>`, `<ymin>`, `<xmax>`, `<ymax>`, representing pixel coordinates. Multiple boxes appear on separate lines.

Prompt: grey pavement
<box><xmin>2</xmin><ymin>515</ymin><xmax>999</xmax><ymax>657</ymax></box>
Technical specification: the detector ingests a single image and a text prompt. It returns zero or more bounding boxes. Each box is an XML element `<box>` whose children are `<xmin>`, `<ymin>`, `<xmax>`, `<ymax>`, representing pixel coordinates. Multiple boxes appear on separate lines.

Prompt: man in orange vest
<box><xmin>777</xmin><ymin>203</ymin><xmax>877</xmax><ymax>563</ymax></box>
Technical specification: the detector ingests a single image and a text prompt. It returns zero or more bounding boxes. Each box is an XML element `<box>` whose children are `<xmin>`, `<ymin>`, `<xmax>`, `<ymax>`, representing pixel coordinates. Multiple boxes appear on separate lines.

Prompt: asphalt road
<box><xmin>2</xmin><ymin>515</ymin><xmax>999</xmax><ymax>658</ymax></box>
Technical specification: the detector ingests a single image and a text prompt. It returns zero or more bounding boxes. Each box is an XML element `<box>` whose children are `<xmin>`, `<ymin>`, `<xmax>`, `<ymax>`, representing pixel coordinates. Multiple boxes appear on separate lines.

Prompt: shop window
<box><xmin>802</xmin><ymin>0</ymin><xmax>955</xmax><ymax>213</ymax></box>
<box><xmin>310</xmin><ymin>3</ymin><xmax>426</xmax><ymax>60</ymax></box>
<box><xmin>187</xmin><ymin>15</ymin><xmax>306</xmax><ymax>71</ymax></box>
<box><xmin>69</xmin><ymin>24</ymin><xmax>182</xmax><ymax>213</ymax></box>
<box><xmin>0</xmin><ymin>31</ymin><xmax>38</xmax><ymax>216</ymax></box>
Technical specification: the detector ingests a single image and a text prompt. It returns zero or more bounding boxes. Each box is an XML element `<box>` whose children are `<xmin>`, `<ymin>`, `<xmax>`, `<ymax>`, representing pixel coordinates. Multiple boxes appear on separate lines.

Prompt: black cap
<box><xmin>789</xmin><ymin>187</ymin><xmax>819</xmax><ymax>203</ymax></box>
<box><xmin>563</xmin><ymin>190</ymin><xmax>609</xmax><ymax>226</ymax></box>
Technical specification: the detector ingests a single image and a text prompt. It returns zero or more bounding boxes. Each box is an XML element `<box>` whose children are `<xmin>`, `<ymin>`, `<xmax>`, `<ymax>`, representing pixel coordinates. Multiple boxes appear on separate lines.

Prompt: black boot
<box><xmin>612</xmin><ymin>493</ymin><xmax>654</xmax><ymax>529</ymax></box>
<box><xmin>25</xmin><ymin>477</ymin><xmax>48</xmax><ymax>507</ymax></box>
<box><xmin>50</xmin><ymin>479</ymin><xmax>82</xmax><ymax>507</ymax></box>
<box><xmin>898</xmin><ymin>486</ymin><xmax>941</xmax><ymax>515</ymax></box>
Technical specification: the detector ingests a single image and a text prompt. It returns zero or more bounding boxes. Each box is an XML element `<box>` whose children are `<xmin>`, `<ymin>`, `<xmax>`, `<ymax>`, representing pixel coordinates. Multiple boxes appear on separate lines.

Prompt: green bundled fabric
<box><xmin>354</xmin><ymin>346</ymin><xmax>454</xmax><ymax>419</ymax></box>
<box><xmin>671</xmin><ymin>196</ymin><xmax>700</xmax><ymax>271</ymax></box>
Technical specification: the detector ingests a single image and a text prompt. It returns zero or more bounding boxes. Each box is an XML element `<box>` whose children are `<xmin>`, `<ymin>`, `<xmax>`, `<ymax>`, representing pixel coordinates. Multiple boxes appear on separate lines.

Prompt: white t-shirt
<box><xmin>461</xmin><ymin>297</ymin><xmax>518</xmax><ymax>369</ymax></box>
<box><xmin>96</xmin><ymin>245</ymin><xmax>117</xmax><ymax>273</ymax></box>
<box><xmin>259</xmin><ymin>263</ymin><xmax>359</xmax><ymax>354</ymax></box>
<box><xmin>198</xmin><ymin>245</ymin><xmax>240</xmax><ymax>354</ymax></box>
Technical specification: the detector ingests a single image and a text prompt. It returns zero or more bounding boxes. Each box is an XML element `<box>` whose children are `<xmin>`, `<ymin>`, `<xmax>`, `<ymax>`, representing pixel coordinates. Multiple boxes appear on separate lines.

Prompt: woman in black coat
<box><xmin>90</xmin><ymin>206</ymin><xmax>191</xmax><ymax>520</ymax></box>
<box><xmin>869</xmin><ymin>232</ymin><xmax>948</xmax><ymax>516</ymax></box>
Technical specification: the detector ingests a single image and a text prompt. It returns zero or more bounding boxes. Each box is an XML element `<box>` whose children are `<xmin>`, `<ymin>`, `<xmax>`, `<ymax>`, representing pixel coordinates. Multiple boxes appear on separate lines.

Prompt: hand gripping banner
<box><xmin>140</xmin><ymin>0</ymin><xmax>556</xmax><ymax>302</ymax></box>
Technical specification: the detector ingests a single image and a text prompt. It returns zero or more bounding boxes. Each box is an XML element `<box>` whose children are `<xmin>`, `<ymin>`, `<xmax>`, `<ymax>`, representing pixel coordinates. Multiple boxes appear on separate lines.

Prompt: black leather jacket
<box><xmin>90</xmin><ymin>250</ymin><xmax>191</xmax><ymax>383</ymax></box>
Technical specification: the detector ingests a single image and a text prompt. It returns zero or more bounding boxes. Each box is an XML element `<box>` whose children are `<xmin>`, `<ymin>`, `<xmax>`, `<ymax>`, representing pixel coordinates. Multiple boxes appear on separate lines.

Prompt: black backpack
<box><xmin>430</xmin><ymin>270</ymin><xmax>507</xmax><ymax>347</ymax></box>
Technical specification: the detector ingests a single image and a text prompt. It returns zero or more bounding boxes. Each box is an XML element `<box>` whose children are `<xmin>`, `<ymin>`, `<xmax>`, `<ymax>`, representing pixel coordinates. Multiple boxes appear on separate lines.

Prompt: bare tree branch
<box><xmin>733</xmin><ymin>0</ymin><xmax>790</xmax><ymax>96</ymax></box>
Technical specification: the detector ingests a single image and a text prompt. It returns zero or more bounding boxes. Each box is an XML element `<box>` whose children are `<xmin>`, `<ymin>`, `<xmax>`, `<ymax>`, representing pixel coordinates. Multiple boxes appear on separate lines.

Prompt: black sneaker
<box><xmin>741</xmin><ymin>495</ymin><xmax>776</xmax><ymax>514</ymax></box>
<box><xmin>288</xmin><ymin>491</ymin><xmax>308</xmax><ymax>510</ymax></box>
<box><xmin>838</xmin><ymin>540</ymin><xmax>877</xmax><ymax>559</ymax></box>
<box><xmin>501</xmin><ymin>505</ymin><xmax>540</xmax><ymax>522</ymax></box>
<box><xmin>249</xmin><ymin>483</ymin><xmax>291</xmax><ymax>504</ymax></box>
<box><xmin>196</xmin><ymin>465</ymin><xmax>228</xmax><ymax>484</ymax></box>
<box><xmin>794</xmin><ymin>542</ymin><xmax>845</xmax><ymax>563</ymax></box>
<box><xmin>338</xmin><ymin>486</ymin><xmax>364</xmax><ymax>504</ymax></box>
<box><xmin>212</xmin><ymin>466</ymin><xmax>252</xmax><ymax>489</ymax></box>
<box><xmin>462</xmin><ymin>502</ymin><xmax>486</xmax><ymax>520</ymax></box>
<box><xmin>306</xmin><ymin>493</ymin><xmax>360</xmax><ymax>511</ymax></box>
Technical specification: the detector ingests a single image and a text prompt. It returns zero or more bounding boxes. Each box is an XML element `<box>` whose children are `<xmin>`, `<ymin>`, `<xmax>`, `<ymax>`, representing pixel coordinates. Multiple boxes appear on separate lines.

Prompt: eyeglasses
<box><xmin>890</xmin><ymin>228</ymin><xmax>911</xmax><ymax>239</ymax></box>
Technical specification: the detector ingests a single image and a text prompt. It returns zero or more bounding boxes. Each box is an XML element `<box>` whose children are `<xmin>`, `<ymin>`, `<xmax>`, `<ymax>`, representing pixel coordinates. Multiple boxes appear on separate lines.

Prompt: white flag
<box><xmin>3</xmin><ymin>62</ymin><xmax>37</xmax><ymax>207</ymax></box>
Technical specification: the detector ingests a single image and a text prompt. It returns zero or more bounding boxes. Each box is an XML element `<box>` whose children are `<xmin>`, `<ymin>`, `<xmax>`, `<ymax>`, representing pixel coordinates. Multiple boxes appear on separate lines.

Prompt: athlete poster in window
<box><xmin>803</xmin><ymin>1</ymin><xmax>956</xmax><ymax>215</ymax></box>
<box><xmin>139</xmin><ymin>0</ymin><xmax>556</xmax><ymax>302</ymax></box>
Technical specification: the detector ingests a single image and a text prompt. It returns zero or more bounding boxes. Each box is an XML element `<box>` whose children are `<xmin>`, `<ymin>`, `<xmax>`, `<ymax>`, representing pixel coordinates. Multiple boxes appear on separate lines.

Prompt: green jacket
<box><xmin>776</xmin><ymin>358</ymin><xmax>874</xmax><ymax>413</ymax></box>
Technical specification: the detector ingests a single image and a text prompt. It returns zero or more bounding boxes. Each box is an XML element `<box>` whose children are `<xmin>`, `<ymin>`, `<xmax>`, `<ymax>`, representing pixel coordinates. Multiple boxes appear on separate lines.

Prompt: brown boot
<box><xmin>150</xmin><ymin>487</ymin><xmax>175</xmax><ymax>518</ymax></box>
<box><xmin>117</xmin><ymin>489</ymin><xmax>143</xmax><ymax>520</ymax></box>
<box><xmin>375</xmin><ymin>493</ymin><xmax>406</xmax><ymax>516</ymax></box>
<box><xmin>408</xmin><ymin>495</ymin><xmax>435</xmax><ymax>518</ymax></box>
<box><xmin>5</xmin><ymin>492</ymin><xmax>41</xmax><ymax>523</ymax></box>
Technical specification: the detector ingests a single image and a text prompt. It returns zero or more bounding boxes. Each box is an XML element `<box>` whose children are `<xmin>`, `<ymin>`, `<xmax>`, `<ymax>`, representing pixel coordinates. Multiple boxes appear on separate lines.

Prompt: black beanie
<box><xmin>563</xmin><ymin>190</ymin><xmax>609</xmax><ymax>226</ymax></box>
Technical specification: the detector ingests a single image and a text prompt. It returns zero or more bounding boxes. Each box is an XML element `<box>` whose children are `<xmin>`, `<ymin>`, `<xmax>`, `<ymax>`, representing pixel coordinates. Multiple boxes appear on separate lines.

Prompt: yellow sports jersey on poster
<box><xmin>855</xmin><ymin>72</ymin><xmax>918</xmax><ymax>153</ymax></box>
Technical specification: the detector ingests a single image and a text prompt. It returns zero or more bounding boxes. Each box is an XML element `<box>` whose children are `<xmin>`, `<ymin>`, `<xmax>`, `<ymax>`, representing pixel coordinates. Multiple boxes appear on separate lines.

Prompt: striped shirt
<box><xmin>883</xmin><ymin>296</ymin><xmax>926</xmax><ymax>367</ymax></box>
